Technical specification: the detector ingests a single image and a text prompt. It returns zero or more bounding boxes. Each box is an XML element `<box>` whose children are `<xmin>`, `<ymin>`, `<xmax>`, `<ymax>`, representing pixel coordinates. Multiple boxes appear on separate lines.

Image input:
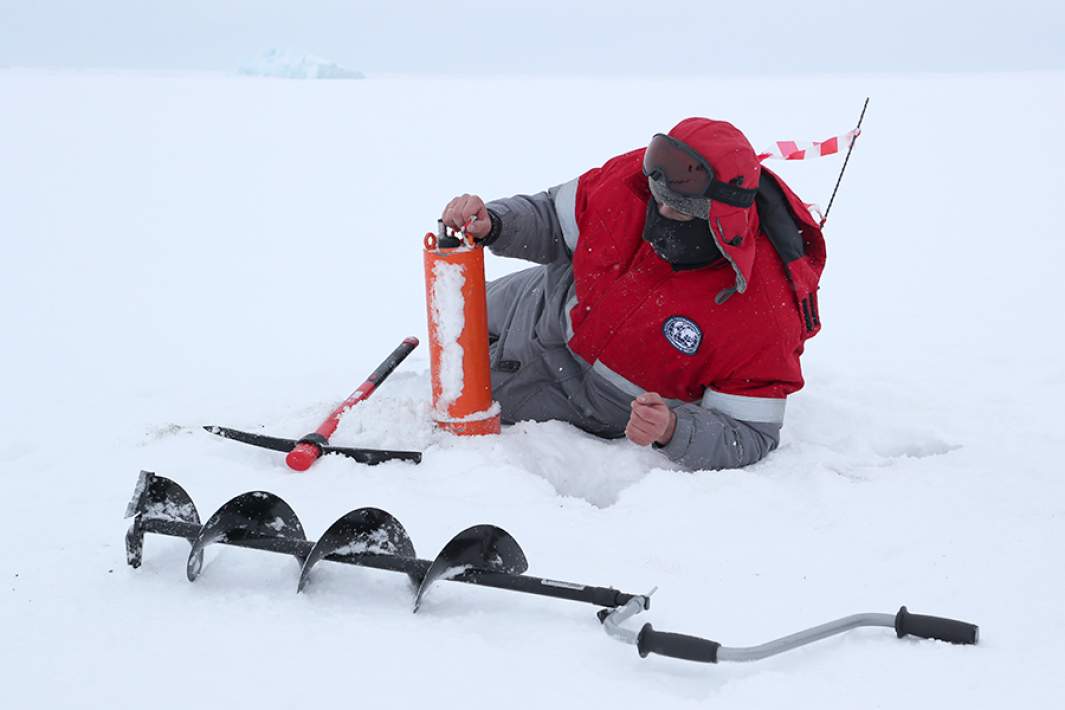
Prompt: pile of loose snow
<box><xmin>239</xmin><ymin>49</ymin><xmax>364</xmax><ymax>79</ymax></box>
<box><xmin>330</xmin><ymin>372</ymin><xmax>664</xmax><ymax>507</ymax></box>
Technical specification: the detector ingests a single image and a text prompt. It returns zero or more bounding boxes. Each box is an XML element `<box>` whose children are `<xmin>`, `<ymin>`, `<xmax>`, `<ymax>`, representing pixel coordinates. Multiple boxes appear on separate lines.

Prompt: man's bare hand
<box><xmin>441</xmin><ymin>194</ymin><xmax>492</xmax><ymax>240</ymax></box>
<box><xmin>626</xmin><ymin>392</ymin><xmax>677</xmax><ymax>446</ymax></box>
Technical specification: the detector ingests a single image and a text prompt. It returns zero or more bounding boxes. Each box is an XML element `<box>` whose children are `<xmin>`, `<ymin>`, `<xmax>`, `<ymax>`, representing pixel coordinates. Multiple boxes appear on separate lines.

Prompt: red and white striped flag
<box><xmin>758</xmin><ymin>128</ymin><xmax>860</xmax><ymax>161</ymax></box>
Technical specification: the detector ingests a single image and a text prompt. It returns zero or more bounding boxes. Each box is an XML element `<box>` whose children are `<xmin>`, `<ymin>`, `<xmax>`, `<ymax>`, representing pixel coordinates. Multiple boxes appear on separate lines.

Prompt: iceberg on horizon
<box><xmin>239</xmin><ymin>49</ymin><xmax>364</xmax><ymax>80</ymax></box>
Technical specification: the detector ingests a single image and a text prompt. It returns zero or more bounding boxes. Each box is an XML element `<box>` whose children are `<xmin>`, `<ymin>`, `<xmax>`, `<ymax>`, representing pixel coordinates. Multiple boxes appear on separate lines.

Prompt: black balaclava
<box><xmin>642</xmin><ymin>199</ymin><xmax>723</xmax><ymax>271</ymax></box>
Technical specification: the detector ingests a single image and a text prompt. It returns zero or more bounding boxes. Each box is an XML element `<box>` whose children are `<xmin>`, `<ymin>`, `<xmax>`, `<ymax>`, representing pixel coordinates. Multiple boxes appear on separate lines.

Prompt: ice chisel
<box><xmin>205</xmin><ymin>337</ymin><xmax>421</xmax><ymax>469</ymax></box>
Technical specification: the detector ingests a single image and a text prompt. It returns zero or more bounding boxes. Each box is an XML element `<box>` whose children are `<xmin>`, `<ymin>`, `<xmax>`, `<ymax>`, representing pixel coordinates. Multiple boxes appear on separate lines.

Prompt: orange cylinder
<box><xmin>423</xmin><ymin>230</ymin><xmax>501</xmax><ymax>436</ymax></box>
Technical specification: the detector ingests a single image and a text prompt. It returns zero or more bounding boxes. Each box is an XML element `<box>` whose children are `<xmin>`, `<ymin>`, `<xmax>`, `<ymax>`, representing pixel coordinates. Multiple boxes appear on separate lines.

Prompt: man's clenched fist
<box><xmin>626</xmin><ymin>392</ymin><xmax>677</xmax><ymax>446</ymax></box>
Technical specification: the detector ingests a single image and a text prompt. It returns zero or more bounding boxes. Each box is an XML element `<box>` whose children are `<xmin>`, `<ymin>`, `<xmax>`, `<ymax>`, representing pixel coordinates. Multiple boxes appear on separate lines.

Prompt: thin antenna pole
<box><xmin>820</xmin><ymin>97</ymin><xmax>869</xmax><ymax>229</ymax></box>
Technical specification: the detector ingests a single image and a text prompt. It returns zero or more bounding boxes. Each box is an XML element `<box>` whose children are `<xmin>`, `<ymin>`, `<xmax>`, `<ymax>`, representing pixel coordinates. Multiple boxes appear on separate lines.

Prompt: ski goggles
<box><xmin>643</xmin><ymin>133</ymin><xmax>716</xmax><ymax>196</ymax></box>
<box><xmin>642</xmin><ymin>133</ymin><xmax>758</xmax><ymax>209</ymax></box>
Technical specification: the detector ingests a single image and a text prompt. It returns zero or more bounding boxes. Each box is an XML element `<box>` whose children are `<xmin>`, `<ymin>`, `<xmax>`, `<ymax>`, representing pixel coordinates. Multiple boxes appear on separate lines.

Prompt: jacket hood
<box><xmin>667</xmin><ymin>118</ymin><xmax>761</xmax><ymax>302</ymax></box>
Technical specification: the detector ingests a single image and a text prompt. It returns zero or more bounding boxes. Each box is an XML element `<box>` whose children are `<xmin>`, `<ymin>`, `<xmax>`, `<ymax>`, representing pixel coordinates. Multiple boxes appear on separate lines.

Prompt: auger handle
<box><xmin>615</xmin><ymin>607</ymin><xmax>979</xmax><ymax>664</ymax></box>
<box><xmin>636</xmin><ymin>624</ymin><xmax>720</xmax><ymax>663</ymax></box>
<box><xmin>895</xmin><ymin>606</ymin><xmax>979</xmax><ymax>645</ymax></box>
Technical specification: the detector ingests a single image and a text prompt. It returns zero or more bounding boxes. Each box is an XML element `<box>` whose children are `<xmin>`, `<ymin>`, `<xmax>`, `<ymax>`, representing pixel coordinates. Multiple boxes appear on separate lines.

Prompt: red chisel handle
<box><xmin>286</xmin><ymin>337</ymin><xmax>420</xmax><ymax>471</ymax></box>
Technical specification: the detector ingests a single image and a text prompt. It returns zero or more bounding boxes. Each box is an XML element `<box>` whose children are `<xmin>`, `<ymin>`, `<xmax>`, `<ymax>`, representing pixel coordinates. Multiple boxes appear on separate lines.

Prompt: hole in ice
<box><xmin>330</xmin><ymin>376</ymin><xmax>665</xmax><ymax>508</ymax></box>
<box><xmin>496</xmin><ymin>420</ymin><xmax>664</xmax><ymax>508</ymax></box>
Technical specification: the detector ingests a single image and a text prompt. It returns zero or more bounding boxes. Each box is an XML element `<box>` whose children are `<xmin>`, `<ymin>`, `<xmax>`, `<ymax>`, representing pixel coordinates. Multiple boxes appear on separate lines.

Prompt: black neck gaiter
<box><xmin>642</xmin><ymin>200</ymin><xmax>723</xmax><ymax>271</ymax></box>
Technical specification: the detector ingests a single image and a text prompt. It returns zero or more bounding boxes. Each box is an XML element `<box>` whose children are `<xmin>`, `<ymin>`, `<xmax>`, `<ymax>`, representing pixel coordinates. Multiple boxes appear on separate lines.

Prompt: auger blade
<box><xmin>298</xmin><ymin>508</ymin><xmax>417</xmax><ymax>592</ymax></box>
<box><xmin>413</xmin><ymin>525</ymin><xmax>528</xmax><ymax>613</ymax></box>
<box><xmin>125</xmin><ymin>471</ymin><xmax>201</xmax><ymax>569</ymax></box>
<box><xmin>187</xmin><ymin>491</ymin><xmax>307</xmax><ymax>582</ymax></box>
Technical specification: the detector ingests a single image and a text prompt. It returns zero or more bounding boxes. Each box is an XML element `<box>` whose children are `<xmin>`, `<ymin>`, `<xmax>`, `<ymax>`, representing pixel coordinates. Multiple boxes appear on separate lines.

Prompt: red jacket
<box><xmin>564</xmin><ymin>139</ymin><xmax>825</xmax><ymax>418</ymax></box>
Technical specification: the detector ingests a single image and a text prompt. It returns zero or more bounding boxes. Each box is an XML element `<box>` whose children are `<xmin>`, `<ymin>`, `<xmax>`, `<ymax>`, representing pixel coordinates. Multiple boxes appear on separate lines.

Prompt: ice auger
<box><xmin>125</xmin><ymin>472</ymin><xmax>980</xmax><ymax>666</ymax></box>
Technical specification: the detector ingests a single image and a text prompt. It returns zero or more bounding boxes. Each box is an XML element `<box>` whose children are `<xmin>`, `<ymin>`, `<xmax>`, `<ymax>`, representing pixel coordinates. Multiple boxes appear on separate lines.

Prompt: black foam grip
<box><xmin>636</xmin><ymin>624</ymin><xmax>720</xmax><ymax>663</ymax></box>
<box><xmin>895</xmin><ymin>606</ymin><xmax>979</xmax><ymax>645</ymax></box>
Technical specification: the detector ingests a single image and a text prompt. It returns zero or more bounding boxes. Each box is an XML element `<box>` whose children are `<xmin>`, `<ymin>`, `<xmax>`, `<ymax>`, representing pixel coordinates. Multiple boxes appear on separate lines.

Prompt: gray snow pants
<box><xmin>485</xmin><ymin>266</ymin><xmax>631</xmax><ymax>439</ymax></box>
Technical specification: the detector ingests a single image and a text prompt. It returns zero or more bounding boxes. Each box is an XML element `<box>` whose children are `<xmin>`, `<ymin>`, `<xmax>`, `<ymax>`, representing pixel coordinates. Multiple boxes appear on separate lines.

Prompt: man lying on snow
<box><xmin>441</xmin><ymin>118</ymin><xmax>826</xmax><ymax>471</ymax></box>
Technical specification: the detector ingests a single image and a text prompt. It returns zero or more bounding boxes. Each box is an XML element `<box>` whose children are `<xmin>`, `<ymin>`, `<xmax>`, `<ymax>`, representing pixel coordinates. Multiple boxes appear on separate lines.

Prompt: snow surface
<box><xmin>1</xmin><ymin>69</ymin><xmax>1064</xmax><ymax>708</ymax></box>
<box><xmin>238</xmin><ymin>49</ymin><xmax>364</xmax><ymax>80</ymax></box>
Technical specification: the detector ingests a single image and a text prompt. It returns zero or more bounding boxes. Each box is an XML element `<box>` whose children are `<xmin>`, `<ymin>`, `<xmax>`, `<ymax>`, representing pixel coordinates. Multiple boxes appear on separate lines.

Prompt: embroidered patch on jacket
<box><xmin>663</xmin><ymin>316</ymin><xmax>702</xmax><ymax>355</ymax></box>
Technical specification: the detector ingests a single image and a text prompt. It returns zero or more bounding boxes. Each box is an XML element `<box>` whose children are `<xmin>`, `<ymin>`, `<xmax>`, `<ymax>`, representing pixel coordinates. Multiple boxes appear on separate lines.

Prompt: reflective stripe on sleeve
<box><xmin>586</xmin><ymin>357</ymin><xmax>684</xmax><ymax>408</ymax></box>
<box><xmin>701</xmin><ymin>389</ymin><xmax>787</xmax><ymax>424</ymax></box>
<box><xmin>592</xmin><ymin>359</ymin><xmax>643</xmax><ymax>398</ymax></box>
<box><xmin>553</xmin><ymin>178</ymin><xmax>580</xmax><ymax>253</ymax></box>
<box><xmin>563</xmin><ymin>289</ymin><xmax>577</xmax><ymax>341</ymax></box>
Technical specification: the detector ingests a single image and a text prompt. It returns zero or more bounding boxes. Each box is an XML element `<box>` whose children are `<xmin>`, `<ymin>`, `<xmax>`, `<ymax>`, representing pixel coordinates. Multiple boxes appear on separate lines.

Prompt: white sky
<box><xmin>1</xmin><ymin>0</ymin><xmax>1062</xmax><ymax>75</ymax></box>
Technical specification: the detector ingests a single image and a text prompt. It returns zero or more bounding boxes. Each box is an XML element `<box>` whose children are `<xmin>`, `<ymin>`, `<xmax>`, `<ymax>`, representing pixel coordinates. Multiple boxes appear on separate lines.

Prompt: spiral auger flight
<box><xmin>124</xmin><ymin>471</ymin><xmax>619</xmax><ymax>612</ymax></box>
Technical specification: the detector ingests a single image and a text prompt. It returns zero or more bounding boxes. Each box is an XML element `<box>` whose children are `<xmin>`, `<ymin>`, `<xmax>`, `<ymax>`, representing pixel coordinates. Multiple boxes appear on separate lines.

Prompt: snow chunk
<box><xmin>239</xmin><ymin>50</ymin><xmax>365</xmax><ymax>80</ymax></box>
<box><xmin>430</xmin><ymin>261</ymin><xmax>466</xmax><ymax>412</ymax></box>
<box><xmin>143</xmin><ymin>499</ymin><xmax>197</xmax><ymax>523</ymax></box>
<box><xmin>438</xmin><ymin>564</ymin><xmax>471</xmax><ymax>581</ymax></box>
<box><xmin>434</xmin><ymin>401</ymin><xmax>500</xmax><ymax>424</ymax></box>
<box><xmin>330</xmin><ymin>527</ymin><xmax>397</xmax><ymax>556</ymax></box>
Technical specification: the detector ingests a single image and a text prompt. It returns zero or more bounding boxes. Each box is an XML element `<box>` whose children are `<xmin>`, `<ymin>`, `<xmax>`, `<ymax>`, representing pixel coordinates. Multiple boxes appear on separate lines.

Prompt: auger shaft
<box><xmin>138</xmin><ymin>517</ymin><xmax>637</xmax><ymax>609</ymax></box>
